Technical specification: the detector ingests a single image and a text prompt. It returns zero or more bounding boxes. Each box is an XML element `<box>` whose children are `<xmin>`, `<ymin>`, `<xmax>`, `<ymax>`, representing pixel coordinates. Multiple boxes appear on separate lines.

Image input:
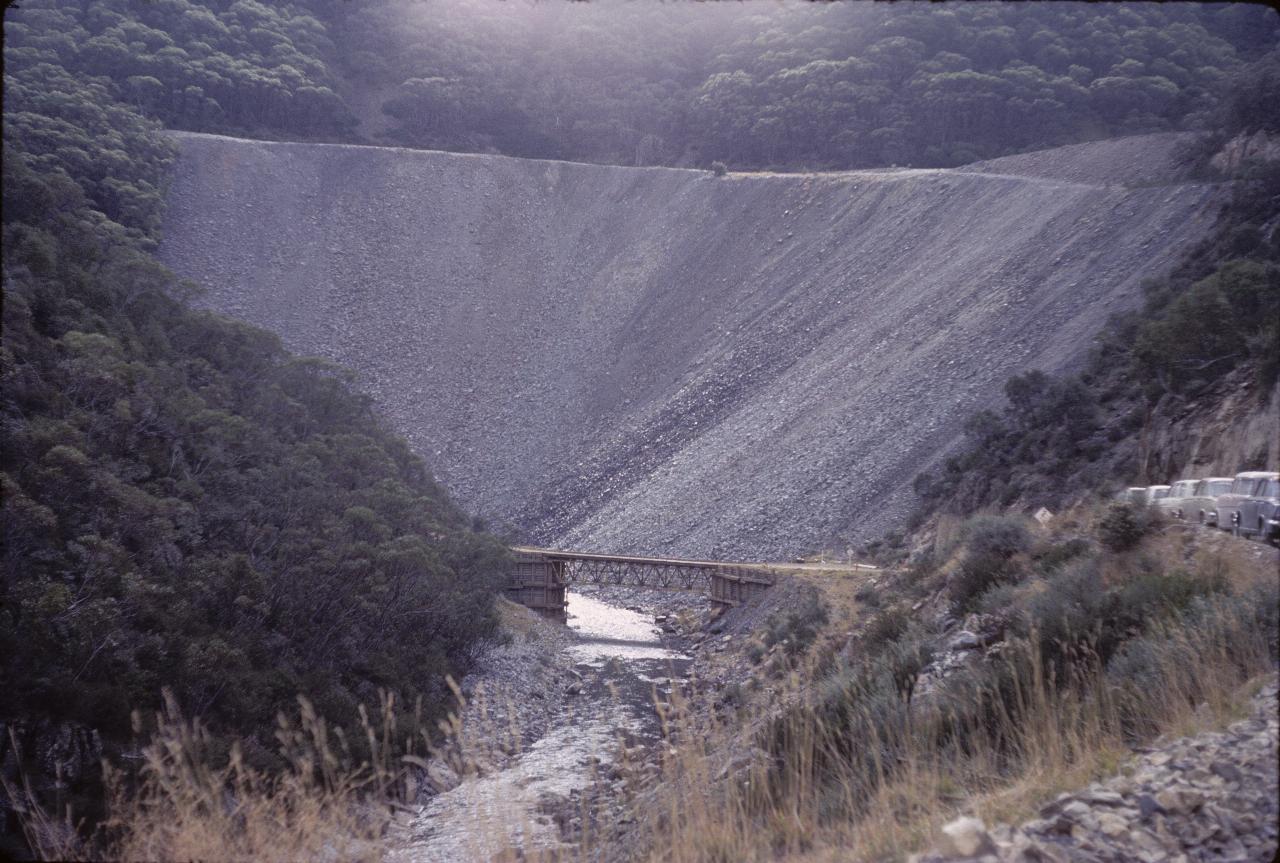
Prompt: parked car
<box><xmin>1177</xmin><ymin>476</ymin><xmax>1228</xmax><ymax>524</ymax></box>
<box><xmin>1237</xmin><ymin>473</ymin><xmax>1280</xmax><ymax>544</ymax></box>
<box><xmin>1216</xmin><ymin>471</ymin><xmax>1276</xmax><ymax>535</ymax></box>
<box><xmin>1184</xmin><ymin>477</ymin><xmax>1235</xmax><ymax>526</ymax></box>
<box><xmin>1144</xmin><ymin>485</ymin><xmax>1171</xmax><ymax>504</ymax></box>
<box><xmin>1157</xmin><ymin>479</ymin><xmax>1200</xmax><ymax>520</ymax></box>
<box><xmin>1118</xmin><ymin>487</ymin><xmax>1148</xmax><ymax>504</ymax></box>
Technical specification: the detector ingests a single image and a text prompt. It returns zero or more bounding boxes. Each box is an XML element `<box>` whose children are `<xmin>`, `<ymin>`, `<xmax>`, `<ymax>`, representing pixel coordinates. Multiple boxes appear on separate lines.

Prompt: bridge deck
<box><xmin>506</xmin><ymin>545</ymin><xmax>781</xmax><ymax>617</ymax></box>
<box><xmin>510</xmin><ymin>545</ymin><xmax>775</xmax><ymax>570</ymax></box>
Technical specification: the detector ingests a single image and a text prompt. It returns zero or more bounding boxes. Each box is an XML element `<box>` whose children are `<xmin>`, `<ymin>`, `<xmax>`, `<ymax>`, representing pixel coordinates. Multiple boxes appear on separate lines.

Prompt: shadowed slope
<box><xmin>159</xmin><ymin>132</ymin><xmax>1221</xmax><ymax>557</ymax></box>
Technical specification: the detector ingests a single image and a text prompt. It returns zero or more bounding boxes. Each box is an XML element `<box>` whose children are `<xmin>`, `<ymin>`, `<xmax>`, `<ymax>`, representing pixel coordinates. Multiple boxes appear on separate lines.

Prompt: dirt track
<box><xmin>158</xmin><ymin>132</ymin><xmax>1223</xmax><ymax>558</ymax></box>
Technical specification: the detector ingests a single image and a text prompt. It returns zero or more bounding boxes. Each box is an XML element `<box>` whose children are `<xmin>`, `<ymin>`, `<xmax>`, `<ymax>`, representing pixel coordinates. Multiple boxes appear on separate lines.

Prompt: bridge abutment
<box><xmin>505</xmin><ymin>550</ymin><xmax>568</xmax><ymax>620</ymax></box>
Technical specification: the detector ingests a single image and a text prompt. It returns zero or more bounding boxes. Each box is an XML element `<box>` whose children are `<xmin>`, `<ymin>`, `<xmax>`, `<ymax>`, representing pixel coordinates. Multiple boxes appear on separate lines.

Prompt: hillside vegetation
<box><xmin>1</xmin><ymin>0</ymin><xmax>506</xmax><ymax>832</ymax></box>
<box><xmin>633</xmin><ymin>505</ymin><xmax>1279</xmax><ymax>862</ymax></box>
<box><xmin>7</xmin><ymin>1</ymin><xmax>1278</xmax><ymax>171</ymax></box>
<box><xmin>340</xmin><ymin>0</ymin><xmax>1278</xmax><ymax>170</ymax></box>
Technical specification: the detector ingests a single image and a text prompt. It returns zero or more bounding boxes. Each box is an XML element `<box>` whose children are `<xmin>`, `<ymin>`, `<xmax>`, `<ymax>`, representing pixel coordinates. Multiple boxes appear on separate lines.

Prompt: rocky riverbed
<box><xmin>394</xmin><ymin>590</ymin><xmax>699</xmax><ymax>861</ymax></box>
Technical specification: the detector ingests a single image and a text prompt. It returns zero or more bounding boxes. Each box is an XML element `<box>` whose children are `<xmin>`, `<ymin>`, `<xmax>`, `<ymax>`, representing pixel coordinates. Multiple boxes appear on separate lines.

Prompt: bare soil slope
<box><xmin>158</xmin><ymin>132</ymin><xmax>1221</xmax><ymax>558</ymax></box>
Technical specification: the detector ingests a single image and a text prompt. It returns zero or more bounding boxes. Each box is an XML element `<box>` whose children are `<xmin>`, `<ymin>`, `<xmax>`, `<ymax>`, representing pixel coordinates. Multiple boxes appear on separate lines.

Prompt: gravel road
<box><xmin>158</xmin><ymin>131</ymin><xmax>1223</xmax><ymax>558</ymax></box>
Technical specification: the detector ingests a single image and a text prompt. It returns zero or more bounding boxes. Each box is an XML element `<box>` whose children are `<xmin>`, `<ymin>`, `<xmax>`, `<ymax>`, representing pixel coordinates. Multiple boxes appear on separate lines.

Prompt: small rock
<box><xmin>1096</xmin><ymin>812</ymin><xmax>1128</xmax><ymax>837</ymax></box>
<box><xmin>1135</xmin><ymin>793</ymin><xmax>1164</xmax><ymax>820</ymax></box>
<box><xmin>1154</xmin><ymin>787</ymin><xmax>1204</xmax><ymax>814</ymax></box>
<box><xmin>1080</xmin><ymin>789</ymin><xmax>1126</xmax><ymax>807</ymax></box>
<box><xmin>1210</xmin><ymin>760</ymin><xmax>1243</xmax><ymax>784</ymax></box>
<box><xmin>425</xmin><ymin>759</ymin><xmax>460</xmax><ymax>794</ymax></box>
<box><xmin>939</xmin><ymin>816</ymin><xmax>997</xmax><ymax>858</ymax></box>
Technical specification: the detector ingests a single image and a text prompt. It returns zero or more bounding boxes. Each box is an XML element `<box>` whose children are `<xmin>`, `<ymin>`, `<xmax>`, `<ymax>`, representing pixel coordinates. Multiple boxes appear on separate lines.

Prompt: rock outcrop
<box><xmin>1210</xmin><ymin>130</ymin><xmax>1280</xmax><ymax>174</ymax></box>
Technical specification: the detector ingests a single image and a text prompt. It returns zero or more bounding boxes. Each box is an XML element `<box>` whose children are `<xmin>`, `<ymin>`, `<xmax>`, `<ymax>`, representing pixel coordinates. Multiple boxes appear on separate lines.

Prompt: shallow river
<box><xmin>397</xmin><ymin>591</ymin><xmax>691</xmax><ymax>861</ymax></box>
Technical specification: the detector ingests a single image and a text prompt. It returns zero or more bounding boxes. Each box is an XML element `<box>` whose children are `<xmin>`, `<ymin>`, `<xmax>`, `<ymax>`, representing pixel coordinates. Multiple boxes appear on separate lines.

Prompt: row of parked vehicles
<box><xmin>1118</xmin><ymin>470</ymin><xmax>1280</xmax><ymax>544</ymax></box>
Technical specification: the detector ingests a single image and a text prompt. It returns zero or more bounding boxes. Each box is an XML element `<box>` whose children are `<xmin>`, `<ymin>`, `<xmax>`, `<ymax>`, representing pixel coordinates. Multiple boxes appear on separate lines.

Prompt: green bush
<box><xmin>1033</xmin><ymin>537</ymin><xmax>1092</xmax><ymax>572</ymax></box>
<box><xmin>863</xmin><ymin>606</ymin><xmax>910</xmax><ymax>650</ymax></box>
<box><xmin>949</xmin><ymin>516</ymin><xmax>1031</xmax><ymax>611</ymax></box>
<box><xmin>964</xmin><ymin>515</ymin><xmax>1033</xmax><ymax>559</ymax></box>
<box><xmin>975</xmin><ymin>581</ymin><xmax>1021</xmax><ymax>616</ymax></box>
<box><xmin>1107</xmin><ymin>579</ymin><xmax>1279</xmax><ymax>736</ymax></box>
<box><xmin>1098</xmin><ymin>502</ymin><xmax>1154</xmax><ymax>552</ymax></box>
<box><xmin>710</xmin><ymin>160</ymin><xmax>728</xmax><ymax>177</ymax></box>
<box><xmin>1020</xmin><ymin>555</ymin><xmax>1228</xmax><ymax>676</ymax></box>
<box><xmin>1116</xmin><ymin>568</ymin><xmax>1226</xmax><ymax>621</ymax></box>
<box><xmin>1021</xmin><ymin>557</ymin><xmax>1110</xmax><ymax>673</ymax></box>
<box><xmin>854</xmin><ymin>585</ymin><xmax>882</xmax><ymax>608</ymax></box>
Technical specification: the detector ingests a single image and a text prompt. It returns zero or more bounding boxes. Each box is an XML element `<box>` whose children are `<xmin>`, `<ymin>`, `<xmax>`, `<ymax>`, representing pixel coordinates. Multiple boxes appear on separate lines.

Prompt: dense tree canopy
<box><xmin>330</xmin><ymin>0</ymin><xmax>1278</xmax><ymax>169</ymax></box>
<box><xmin>2</xmin><ymin>0</ymin><xmax>506</xmax><ymax>802</ymax></box>
<box><xmin>5</xmin><ymin>0</ymin><xmax>356</xmax><ymax>140</ymax></box>
<box><xmin>7</xmin><ymin>0</ymin><xmax>1276</xmax><ymax>170</ymax></box>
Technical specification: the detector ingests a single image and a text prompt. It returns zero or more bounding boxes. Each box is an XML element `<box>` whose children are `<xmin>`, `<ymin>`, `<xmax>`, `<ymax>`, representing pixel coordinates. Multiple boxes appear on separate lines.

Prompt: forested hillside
<box><xmin>1</xmin><ymin>0</ymin><xmax>506</xmax><ymax>821</ymax></box>
<box><xmin>7</xmin><ymin>1</ymin><xmax>1277</xmax><ymax>170</ymax></box>
<box><xmin>340</xmin><ymin>0</ymin><xmax>1279</xmax><ymax>169</ymax></box>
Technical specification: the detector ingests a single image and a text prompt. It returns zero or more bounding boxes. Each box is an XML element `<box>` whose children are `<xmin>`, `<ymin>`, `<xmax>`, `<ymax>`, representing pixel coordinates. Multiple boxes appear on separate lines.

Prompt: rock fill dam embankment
<box><xmin>159</xmin><ymin>132</ymin><xmax>1222</xmax><ymax>558</ymax></box>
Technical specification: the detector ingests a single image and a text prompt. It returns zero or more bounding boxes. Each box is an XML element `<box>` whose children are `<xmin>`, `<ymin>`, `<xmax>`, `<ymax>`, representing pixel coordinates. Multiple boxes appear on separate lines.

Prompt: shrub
<box><xmin>964</xmin><ymin>515</ymin><xmax>1033</xmax><ymax>558</ymax></box>
<box><xmin>863</xmin><ymin>606</ymin><xmax>910</xmax><ymax>650</ymax></box>
<box><xmin>1114</xmin><ymin>568</ymin><xmax>1226</xmax><ymax>625</ymax></box>
<box><xmin>1034</xmin><ymin>537</ymin><xmax>1092</xmax><ymax>572</ymax></box>
<box><xmin>949</xmin><ymin>516</ymin><xmax>1032</xmax><ymax>611</ymax></box>
<box><xmin>884</xmin><ymin>628</ymin><xmax>934</xmax><ymax>704</ymax></box>
<box><xmin>1024</xmin><ymin>554</ymin><xmax>1229</xmax><ymax>676</ymax></box>
<box><xmin>719</xmin><ymin>681</ymin><xmax>744</xmax><ymax>708</ymax></box>
<box><xmin>710</xmin><ymin>160</ymin><xmax>728</xmax><ymax>177</ymax></box>
<box><xmin>1021</xmin><ymin>556</ymin><xmax>1110</xmax><ymax>673</ymax></box>
<box><xmin>1098</xmin><ymin>502</ymin><xmax>1154</xmax><ymax>551</ymax></box>
<box><xmin>764</xmin><ymin>589</ymin><xmax>829</xmax><ymax>657</ymax></box>
<box><xmin>854</xmin><ymin>585</ymin><xmax>882</xmax><ymax>608</ymax></box>
<box><xmin>976</xmin><ymin>581</ymin><xmax>1021</xmax><ymax>615</ymax></box>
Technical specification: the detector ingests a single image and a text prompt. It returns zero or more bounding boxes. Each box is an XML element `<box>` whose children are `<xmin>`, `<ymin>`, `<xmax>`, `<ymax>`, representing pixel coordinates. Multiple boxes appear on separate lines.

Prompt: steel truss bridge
<box><xmin>505</xmin><ymin>546</ymin><xmax>778</xmax><ymax>617</ymax></box>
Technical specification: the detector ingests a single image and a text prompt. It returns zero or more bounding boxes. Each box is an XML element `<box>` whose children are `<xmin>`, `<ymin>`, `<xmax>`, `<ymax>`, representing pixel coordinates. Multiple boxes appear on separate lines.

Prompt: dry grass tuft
<box><xmin>97</xmin><ymin>691</ymin><xmax>402</xmax><ymax>862</ymax></box>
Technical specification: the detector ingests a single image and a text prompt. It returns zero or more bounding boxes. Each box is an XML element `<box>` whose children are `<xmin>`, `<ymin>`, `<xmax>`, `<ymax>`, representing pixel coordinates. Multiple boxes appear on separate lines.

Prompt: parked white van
<box><xmin>1217</xmin><ymin>471</ymin><xmax>1277</xmax><ymax>535</ymax></box>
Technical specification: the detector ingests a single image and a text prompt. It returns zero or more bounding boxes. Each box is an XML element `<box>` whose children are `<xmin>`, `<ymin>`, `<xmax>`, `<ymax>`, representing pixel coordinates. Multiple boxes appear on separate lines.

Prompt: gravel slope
<box><xmin>158</xmin><ymin>132</ymin><xmax>1222</xmax><ymax>558</ymax></box>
